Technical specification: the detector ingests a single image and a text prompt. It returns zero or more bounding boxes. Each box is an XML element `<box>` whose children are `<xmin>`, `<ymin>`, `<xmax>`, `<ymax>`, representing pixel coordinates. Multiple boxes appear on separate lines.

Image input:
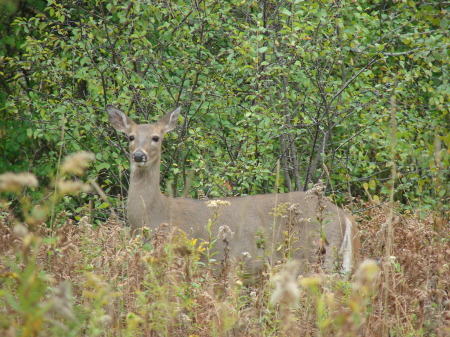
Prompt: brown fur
<box><xmin>106</xmin><ymin>105</ymin><xmax>359</xmax><ymax>274</ymax></box>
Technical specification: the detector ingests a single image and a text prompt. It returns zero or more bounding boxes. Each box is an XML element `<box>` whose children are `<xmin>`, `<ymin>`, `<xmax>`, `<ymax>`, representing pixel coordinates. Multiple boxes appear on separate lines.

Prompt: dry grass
<box><xmin>0</xmin><ymin>198</ymin><xmax>448</xmax><ymax>336</ymax></box>
<box><xmin>358</xmin><ymin>202</ymin><xmax>449</xmax><ymax>336</ymax></box>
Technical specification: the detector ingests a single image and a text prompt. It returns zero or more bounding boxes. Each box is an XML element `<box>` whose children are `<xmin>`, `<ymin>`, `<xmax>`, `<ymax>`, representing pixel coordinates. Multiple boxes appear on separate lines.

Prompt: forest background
<box><xmin>1</xmin><ymin>0</ymin><xmax>448</xmax><ymax>221</ymax></box>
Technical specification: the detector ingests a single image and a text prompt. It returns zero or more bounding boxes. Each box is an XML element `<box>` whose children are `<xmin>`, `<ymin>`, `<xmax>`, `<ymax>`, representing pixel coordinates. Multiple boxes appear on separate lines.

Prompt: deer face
<box><xmin>126</xmin><ymin>123</ymin><xmax>165</xmax><ymax>168</ymax></box>
<box><xmin>106</xmin><ymin>105</ymin><xmax>180</xmax><ymax>169</ymax></box>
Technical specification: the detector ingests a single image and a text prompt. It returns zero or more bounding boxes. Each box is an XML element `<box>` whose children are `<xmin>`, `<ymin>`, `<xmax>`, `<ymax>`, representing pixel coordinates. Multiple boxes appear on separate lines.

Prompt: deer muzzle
<box><xmin>133</xmin><ymin>151</ymin><xmax>147</xmax><ymax>165</ymax></box>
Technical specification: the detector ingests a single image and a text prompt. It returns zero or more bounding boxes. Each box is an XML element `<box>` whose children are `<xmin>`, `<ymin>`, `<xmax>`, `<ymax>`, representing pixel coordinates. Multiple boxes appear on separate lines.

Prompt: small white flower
<box><xmin>205</xmin><ymin>199</ymin><xmax>231</xmax><ymax>208</ymax></box>
<box><xmin>205</xmin><ymin>200</ymin><xmax>218</xmax><ymax>208</ymax></box>
<box><xmin>216</xmin><ymin>200</ymin><xmax>231</xmax><ymax>206</ymax></box>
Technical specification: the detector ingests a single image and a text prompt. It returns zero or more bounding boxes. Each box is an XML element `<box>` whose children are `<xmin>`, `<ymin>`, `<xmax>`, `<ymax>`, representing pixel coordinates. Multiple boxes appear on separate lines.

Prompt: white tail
<box><xmin>106</xmin><ymin>105</ymin><xmax>359</xmax><ymax>275</ymax></box>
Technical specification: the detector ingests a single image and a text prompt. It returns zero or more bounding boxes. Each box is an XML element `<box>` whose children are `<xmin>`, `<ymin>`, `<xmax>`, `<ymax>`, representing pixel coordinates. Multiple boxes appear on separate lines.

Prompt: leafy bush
<box><xmin>0</xmin><ymin>0</ymin><xmax>447</xmax><ymax>221</ymax></box>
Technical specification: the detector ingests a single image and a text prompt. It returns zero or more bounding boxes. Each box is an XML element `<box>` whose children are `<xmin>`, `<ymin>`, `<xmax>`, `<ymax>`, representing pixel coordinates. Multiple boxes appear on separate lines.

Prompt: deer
<box><xmin>106</xmin><ymin>104</ymin><xmax>359</xmax><ymax>277</ymax></box>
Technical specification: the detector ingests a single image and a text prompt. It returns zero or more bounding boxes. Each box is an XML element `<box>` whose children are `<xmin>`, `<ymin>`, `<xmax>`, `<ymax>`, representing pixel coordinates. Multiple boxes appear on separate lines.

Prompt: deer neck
<box><xmin>129</xmin><ymin>163</ymin><xmax>165</xmax><ymax>200</ymax></box>
<box><xmin>128</xmin><ymin>162</ymin><xmax>169</xmax><ymax>227</ymax></box>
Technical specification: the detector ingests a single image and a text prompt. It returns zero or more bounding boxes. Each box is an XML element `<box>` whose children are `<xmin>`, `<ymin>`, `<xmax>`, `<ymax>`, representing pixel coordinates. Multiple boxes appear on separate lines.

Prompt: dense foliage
<box><xmin>1</xmin><ymin>0</ymin><xmax>448</xmax><ymax>220</ymax></box>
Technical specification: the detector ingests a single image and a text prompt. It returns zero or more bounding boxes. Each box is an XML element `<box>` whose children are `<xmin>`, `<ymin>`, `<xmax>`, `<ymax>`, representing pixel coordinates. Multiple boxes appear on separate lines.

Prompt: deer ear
<box><xmin>160</xmin><ymin>106</ymin><xmax>181</xmax><ymax>132</ymax></box>
<box><xmin>106</xmin><ymin>105</ymin><xmax>135</xmax><ymax>133</ymax></box>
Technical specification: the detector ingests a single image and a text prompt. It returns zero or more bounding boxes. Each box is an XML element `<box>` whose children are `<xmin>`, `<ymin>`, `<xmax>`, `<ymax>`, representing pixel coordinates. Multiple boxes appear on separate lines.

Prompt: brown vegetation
<box><xmin>0</xmin><ymin>200</ymin><xmax>448</xmax><ymax>336</ymax></box>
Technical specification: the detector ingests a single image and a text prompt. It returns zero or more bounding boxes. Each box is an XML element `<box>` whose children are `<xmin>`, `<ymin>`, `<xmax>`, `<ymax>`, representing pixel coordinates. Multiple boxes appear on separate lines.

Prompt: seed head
<box><xmin>306</xmin><ymin>179</ymin><xmax>325</xmax><ymax>197</ymax></box>
<box><xmin>353</xmin><ymin>259</ymin><xmax>380</xmax><ymax>293</ymax></box>
<box><xmin>13</xmin><ymin>223</ymin><xmax>29</xmax><ymax>239</ymax></box>
<box><xmin>60</xmin><ymin>151</ymin><xmax>95</xmax><ymax>176</ymax></box>
<box><xmin>0</xmin><ymin>172</ymin><xmax>38</xmax><ymax>192</ymax></box>
<box><xmin>57</xmin><ymin>180</ymin><xmax>91</xmax><ymax>195</ymax></box>
<box><xmin>270</xmin><ymin>261</ymin><xmax>300</xmax><ymax>307</ymax></box>
<box><xmin>218</xmin><ymin>225</ymin><xmax>235</xmax><ymax>241</ymax></box>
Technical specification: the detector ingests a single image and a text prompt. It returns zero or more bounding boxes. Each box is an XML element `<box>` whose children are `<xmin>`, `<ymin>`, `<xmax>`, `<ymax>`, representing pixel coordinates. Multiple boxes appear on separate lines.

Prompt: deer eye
<box><xmin>129</xmin><ymin>135</ymin><xmax>135</xmax><ymax>142</ymax></box>
<box><xmin>152</xmin><ymin>136</ymin><xmax>160</xmax><ymax>142</ymax></box>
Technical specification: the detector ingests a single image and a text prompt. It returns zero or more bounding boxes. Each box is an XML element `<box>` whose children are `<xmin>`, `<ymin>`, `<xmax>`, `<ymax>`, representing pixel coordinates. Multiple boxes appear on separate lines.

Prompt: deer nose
<box><xmin>133</xmin><ymin>151</ymin><xmax>147</xmax><ymax>163</ymax></box>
